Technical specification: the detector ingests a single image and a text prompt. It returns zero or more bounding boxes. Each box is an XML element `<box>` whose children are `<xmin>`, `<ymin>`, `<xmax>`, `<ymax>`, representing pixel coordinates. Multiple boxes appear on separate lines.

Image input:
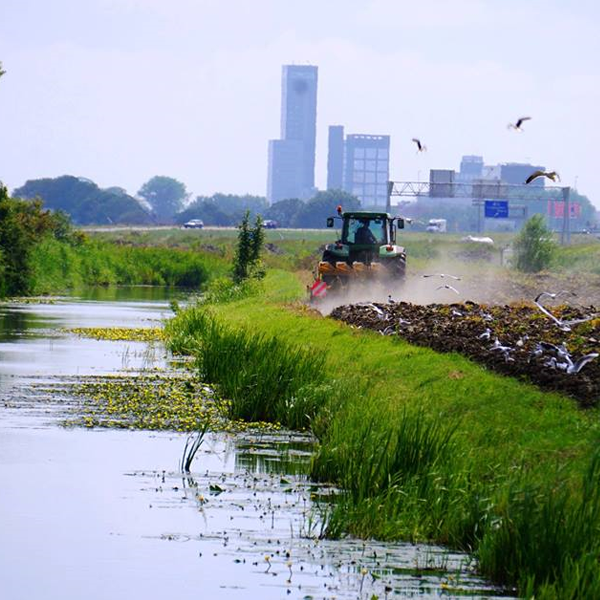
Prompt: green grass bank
<box><xmin>165</xmin><ymin>270</ymin><xmax>600</xmax><ymax>598</ymax></box>
<box><xmin>24</xmin><ymin>237</ymin><xmax>229</xmax><ymax>295</ymax></box>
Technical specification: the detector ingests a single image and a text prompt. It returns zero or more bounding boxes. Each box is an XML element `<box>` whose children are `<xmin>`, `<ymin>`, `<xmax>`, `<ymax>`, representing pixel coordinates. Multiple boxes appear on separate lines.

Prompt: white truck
<box><xmin>426</xmin><ymin>218</ymin><xmax>447</xmax><ymax>233</ymax></box>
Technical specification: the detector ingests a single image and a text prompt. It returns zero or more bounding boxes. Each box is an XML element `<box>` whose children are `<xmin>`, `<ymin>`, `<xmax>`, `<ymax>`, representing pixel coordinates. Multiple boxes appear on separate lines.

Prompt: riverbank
<box><xmin>164</xmin><ymin>269</ymin><xmax>600</xmax><ymax>598</ymax></box>
<box><xmin>26</xmin><ymin>238</ymin><xmax>229</xmax><ymax>294</ymax></box>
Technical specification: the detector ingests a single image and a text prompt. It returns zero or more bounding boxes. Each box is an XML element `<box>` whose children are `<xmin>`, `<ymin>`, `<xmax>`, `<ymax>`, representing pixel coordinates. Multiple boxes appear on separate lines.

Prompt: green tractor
<box><xmin>310</xmin><ymin>205</ymin><xmax>407</xmax><ymax>299</ymax></box>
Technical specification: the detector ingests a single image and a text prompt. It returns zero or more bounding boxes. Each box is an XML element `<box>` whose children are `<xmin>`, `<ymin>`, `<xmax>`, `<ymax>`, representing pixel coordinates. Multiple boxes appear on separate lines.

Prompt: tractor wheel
<box><xmin>391</xmin><ymin>255</ymin><xmax>407</xmax><ymax>280</ymax></box>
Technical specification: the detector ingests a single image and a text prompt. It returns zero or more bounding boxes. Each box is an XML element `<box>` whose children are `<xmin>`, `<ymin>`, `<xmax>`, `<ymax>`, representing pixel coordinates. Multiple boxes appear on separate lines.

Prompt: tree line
<box><xmin>10</xmin><ymin>173</ymin><xmax>597</xmax><ymax>232</ymax></box>
<box><xmin>12</xmin><ymin>175</ymin><xmax>362</xmax><ymax>229</ymax></box>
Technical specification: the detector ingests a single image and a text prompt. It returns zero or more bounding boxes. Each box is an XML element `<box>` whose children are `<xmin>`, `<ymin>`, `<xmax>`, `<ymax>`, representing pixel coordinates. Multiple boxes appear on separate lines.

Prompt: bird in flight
<box><xmin>423</xmin><ymin>273</ymin><xmax>461</xmax><ymax>280</ymax></box>
<box><xmin>534</xmin><ymin>290</ymin><xmax>576</xmax><ymax>304</ymax></box>
<box><xmin>436</xmin><ymin>284</ymin><xmax>460</xmax><ymax>295</ymax></box>
<box><xmin>525</xmin><ymin>170</ymin><xmax>560</xmax><ymax>185</ymax></box>
<box><xmin>508</xmin><ymin>116</ymin><xmax>531</xmax><ymax>132</ymax></box>
<box><xmin>412</xmin><ymin>138</ymin><xmax>427</xmax><ymax>153</ymax></box>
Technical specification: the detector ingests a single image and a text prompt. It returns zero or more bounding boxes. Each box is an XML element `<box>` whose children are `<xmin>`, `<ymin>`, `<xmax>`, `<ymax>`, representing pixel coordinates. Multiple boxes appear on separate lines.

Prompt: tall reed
<box><xmin>166</xmin><ymin>307</ymin><xmax>332</xmax><ymax>428</ymax></box>
<box><xmin>477</xmin><ymin>449</ymin><xmax>600</xmax><ymax>596</ymax></box>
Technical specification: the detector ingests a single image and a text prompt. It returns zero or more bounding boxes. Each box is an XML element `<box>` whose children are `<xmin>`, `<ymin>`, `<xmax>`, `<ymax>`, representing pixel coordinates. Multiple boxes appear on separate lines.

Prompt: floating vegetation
<box><xmin>3</xmin><ymin>296</ymin><xmax>58</xmax><ymax>304</ymax></box>
<box><xmin>68</xmin><ymin>327</ymin><xmax>165</xmax><ymax>342</ymax></box>
<box><xmin>56</xmin><ymin>372</ymin><xmax>281</xmax><ymax>433</ymax></box>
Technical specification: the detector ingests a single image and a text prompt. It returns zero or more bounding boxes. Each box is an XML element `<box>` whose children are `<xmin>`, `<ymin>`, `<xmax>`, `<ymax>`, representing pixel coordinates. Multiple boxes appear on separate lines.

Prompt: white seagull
<box><xmin>436</xmin><ymin>284</ymin><xmax>460</xmax><ymax>295</ymax></box>
<box><xmin>508</xmin><ymin>116</ymin><xmax>531</xmax><ymax>132</ymax></box>
<box><xmin>423</xmin><ymin>273</ymin><xmax>461</xmax><ymax>280</ymax></box>
<box><xmin>534</xmin><ymin>291</ymin><xmax>576</xmax><ymax>304</ymax></box>
<box><xmin>525</xmin><ymin>170</ymin><xmax>560</xmax><ymax>185</ymax></box>
<box><xmin>412</xmin><ymin>138</ymin><xmax>427</xmax><ymax>153</ymax></box>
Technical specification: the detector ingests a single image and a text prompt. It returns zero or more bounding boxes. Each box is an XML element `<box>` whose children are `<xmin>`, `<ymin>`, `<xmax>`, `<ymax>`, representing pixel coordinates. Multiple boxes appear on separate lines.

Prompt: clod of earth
<box><xmin>330</xmin><ymin>301</ymin><xmax>600</xmax><ymax>406</ymax></box>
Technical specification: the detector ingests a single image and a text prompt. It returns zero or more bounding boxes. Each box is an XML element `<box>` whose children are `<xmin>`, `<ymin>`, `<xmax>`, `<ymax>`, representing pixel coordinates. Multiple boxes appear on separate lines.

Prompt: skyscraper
<box><xmin>326</xmin><ymin>127</ymin><xmax>391</xmax><ymax>208</ymax></box>
<box><xmin>267</xmin><ymin>65</ymin><xmax>318</xmax><ymax>204</ymax></box>
<box><xmin>344</xmin><ymin>134</ymin><xmax>390</xmax><ymax>207</ymax></box>
<box><xmin>326</xmin><ymin>125</ymin><xmax>344</xmax><ymax>190</ymax></box>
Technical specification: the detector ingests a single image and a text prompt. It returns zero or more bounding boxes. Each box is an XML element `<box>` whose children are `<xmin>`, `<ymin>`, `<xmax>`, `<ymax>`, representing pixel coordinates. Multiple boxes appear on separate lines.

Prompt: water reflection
<box><xmin>74</xmin><ymin>285</ymin><xmax>192</xmax><ymax>303</ymax></box>
<box><xmin>0</xmin><ymin>306</ymin><xmax>59</xmax><ymax>342</ymax></box>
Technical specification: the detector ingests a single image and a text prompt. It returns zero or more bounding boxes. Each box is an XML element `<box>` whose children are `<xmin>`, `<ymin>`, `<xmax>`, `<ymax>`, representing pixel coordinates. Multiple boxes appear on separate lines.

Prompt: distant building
<box><xmin>344</xmin><ymin>134</ymin><xmax>390</xmax><ymax>207</ymax></box>
<box><xmin>326</xmin><ymin>125</ymin><xmax>344</xmax><ymax>191</ymax></box>
<box><xmin>266</xmin><ymin>140</ymin><xmax>303</xmax><ymax>206</ymax></box>
<box><xmin>267</xmin><ymin>65</ymin><xmax>318</xmax><ymax>204</ymax></box>
<box><xmin>326</xmin><ymin>126</ymin><xmax>390</xmax><ymax>208</ymax></box>
<box><xmin>457</xmin><ymin>155</ymin><xmax>483</xmax><ymax>182</ymax></box>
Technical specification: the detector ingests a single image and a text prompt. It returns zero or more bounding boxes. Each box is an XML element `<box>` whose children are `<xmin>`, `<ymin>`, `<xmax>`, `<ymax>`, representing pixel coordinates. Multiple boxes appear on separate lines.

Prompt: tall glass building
<box><xmin>267</xmin><ymin>65</ymin><xmax>318</xmax><ymax>204</ymax></box>
<box><xmin>326</xmin><ymin>126</ymin><xmax>390</xmax><ymax>208</ymax></box>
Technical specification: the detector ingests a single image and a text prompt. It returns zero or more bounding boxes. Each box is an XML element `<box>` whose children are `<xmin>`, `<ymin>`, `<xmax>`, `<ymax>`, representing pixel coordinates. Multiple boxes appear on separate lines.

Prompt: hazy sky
<box><xmin>1</xmin><ymin>0</ymin><xmax>599</xmax><ymax>206</ymax></box>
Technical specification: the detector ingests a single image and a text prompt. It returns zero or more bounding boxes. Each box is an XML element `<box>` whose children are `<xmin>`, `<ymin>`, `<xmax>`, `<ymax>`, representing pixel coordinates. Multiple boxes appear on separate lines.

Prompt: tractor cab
<box><xmin>340</xmin><ymin>212</ymin><xmax>395</xmax><ymax>248</ymax></box>
<box><xmin>314</xmin><ymin>206</ymin><xmax>407</xmax><ymax>295</ymax></box>
<box><xmin>325</xmin><ymin>208</ymin><xmax>405</xmax><ymax>264</ymax></box>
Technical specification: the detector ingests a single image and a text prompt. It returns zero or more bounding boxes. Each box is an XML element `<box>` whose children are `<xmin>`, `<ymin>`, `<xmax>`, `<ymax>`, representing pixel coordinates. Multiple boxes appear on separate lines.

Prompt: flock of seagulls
<box><xmin>413</xmin><ymin>115</ymin><xmax>560</xmax><ymax>185</ymax></box>
<box><xmin>393</xmin><ymin>284</ymin><xmax>597</xmax><ymax>375</ymax></box>
<box><xmin>477</xmin><ymin>291</ymin><xmax>599</xmax><ymax>373</ymax></box>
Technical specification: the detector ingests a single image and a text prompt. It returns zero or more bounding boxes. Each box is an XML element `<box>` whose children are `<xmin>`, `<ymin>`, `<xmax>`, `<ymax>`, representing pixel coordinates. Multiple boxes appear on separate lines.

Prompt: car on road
<box><xmin>182</xmin><ymin>219</ymin><xmax>204</xmax><ymax>229</ymax></box>
<box><xmin>263</xmin><ymin>219</ymin><xmax>278</xmax><ymax>229</ymax></box>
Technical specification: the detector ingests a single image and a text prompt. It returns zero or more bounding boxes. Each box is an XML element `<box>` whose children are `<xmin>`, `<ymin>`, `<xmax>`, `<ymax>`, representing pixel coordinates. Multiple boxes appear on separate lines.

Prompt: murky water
<box><xmin>0</xmin><ymin>289</ymin><xmax>512</xmax><ymax>599</ymax></box>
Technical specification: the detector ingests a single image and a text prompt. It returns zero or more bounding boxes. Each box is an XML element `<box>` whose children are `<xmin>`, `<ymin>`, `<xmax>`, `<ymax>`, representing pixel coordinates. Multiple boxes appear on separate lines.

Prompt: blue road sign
<box><xmin>484</xmin><ymin>200</ymin><xmax>509</xmax><ymax>218</ymax></box>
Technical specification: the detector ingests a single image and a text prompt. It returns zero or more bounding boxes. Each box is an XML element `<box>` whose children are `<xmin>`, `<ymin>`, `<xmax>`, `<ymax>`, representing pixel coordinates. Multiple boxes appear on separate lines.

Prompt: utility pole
<box><xmin>560</xmin><ymin>186</ymin><xmax>571</xmax><ymax>246</ymax></box>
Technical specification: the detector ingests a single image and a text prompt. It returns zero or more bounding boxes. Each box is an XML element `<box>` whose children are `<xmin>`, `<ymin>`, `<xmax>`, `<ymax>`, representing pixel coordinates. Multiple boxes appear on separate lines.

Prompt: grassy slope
<box><xmin>26</xmin><ymin>237</ymin><xmax>230</xmax><ymax>294</ymax></box>
<box><xmin>203</xmin><ymin>270</ymin><xmax>599</xmax><ymax>481</ymax></box>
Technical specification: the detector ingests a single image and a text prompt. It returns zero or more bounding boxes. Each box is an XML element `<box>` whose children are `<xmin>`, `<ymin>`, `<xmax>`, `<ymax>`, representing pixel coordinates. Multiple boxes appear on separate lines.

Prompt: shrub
<box><xmin>233</xmin><ymin>211</ymin><xmax>265</xmax><ymax>282</ymax></box>
<box><xmin>512</xmin><ymin>214</ymin><xmax>557</xmax><ymax>273</ymax></box>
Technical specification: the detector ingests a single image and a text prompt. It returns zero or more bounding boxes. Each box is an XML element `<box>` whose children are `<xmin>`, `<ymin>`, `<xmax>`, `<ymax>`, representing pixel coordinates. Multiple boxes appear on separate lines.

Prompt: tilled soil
<box><xmin>330</xmin><ymin>301</ymin><xmax>600</xmax><ymax>406</ymax></box>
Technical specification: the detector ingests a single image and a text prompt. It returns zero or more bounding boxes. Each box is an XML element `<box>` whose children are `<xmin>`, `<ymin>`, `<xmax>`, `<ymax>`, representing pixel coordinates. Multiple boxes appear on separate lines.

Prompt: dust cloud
<box><xmin>313</xmin><ymin>257</ymin><xmax>596</xmax><ymax>316</ymax></box>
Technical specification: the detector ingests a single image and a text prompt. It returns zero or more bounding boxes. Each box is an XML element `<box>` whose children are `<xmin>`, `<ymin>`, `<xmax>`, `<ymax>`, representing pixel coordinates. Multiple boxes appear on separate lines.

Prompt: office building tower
<box><xmin>458</xmin><ymin>155</ymin><xmax>483</xmax><ymax>182</ymax></box>
<box><xmin>343</xmin><ymin>134</ymin><xmax>390</xmax><ymax>207</ymax></box>
<box><xmin>267</xmin><ymin>65</ymin><xmax>318</xmax><ymax>203</ymax></box>
<box><xmin>327</xmin><ymin>125</ymin><xmax>344</xmax><ymax>190</ymax></box>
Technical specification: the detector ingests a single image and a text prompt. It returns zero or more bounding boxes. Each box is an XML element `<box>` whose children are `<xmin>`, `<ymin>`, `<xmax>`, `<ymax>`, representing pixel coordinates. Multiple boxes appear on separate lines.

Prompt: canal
<box><xmin>0</xmin><ymin>291</ymin><xmax>510</xmax><ymax>599</ymax></box>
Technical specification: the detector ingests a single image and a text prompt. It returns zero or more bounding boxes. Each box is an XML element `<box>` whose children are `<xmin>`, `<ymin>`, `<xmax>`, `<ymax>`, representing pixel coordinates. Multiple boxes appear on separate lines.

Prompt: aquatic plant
<box><xmin>478</xmin><ymin>449</ymin><xmax>600</xmax><ymax>595</ymax></box>
<box><xmin>180</xmin><ymin>422</ymin><xmax>209</xmax><ymax>473</ymax></box>
<box><xmin>68</xmin><ymin>327</ymin><xmax>164</xmax><ymax>342</ymax></box>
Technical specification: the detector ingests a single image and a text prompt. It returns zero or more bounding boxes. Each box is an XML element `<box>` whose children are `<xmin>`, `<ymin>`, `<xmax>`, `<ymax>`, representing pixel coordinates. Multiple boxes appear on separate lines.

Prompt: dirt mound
<box><xmin>330</xmin><ymin>301</ymin><xmax>600</xmax><ymax>406</ymax></box>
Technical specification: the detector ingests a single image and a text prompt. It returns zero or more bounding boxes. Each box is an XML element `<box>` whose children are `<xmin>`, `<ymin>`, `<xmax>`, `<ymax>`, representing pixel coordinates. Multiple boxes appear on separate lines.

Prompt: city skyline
<box><xmin>0</xmin><ymin>1</ymin><xmax>598</xmax><ymax>208</ymax></box>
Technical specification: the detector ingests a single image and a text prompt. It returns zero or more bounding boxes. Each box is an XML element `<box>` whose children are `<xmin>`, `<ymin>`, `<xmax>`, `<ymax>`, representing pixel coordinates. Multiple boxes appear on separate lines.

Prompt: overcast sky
<box><xmin>0</xmin><ymin>0</ymin><xmax>598</xmax><ymax>206</ymax></box>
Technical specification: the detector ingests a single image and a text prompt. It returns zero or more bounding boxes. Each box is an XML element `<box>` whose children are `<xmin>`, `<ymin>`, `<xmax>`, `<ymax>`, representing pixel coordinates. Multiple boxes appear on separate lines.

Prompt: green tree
<box><xmin>138</xmin><ymin>176</ymin><xmax>188</xmax><ymax>222</ymax></box>
<box><xmin>512</xmin><ymin>214</ymin><xmax>557</xmax><ymax>273</ymax></box>
<box><xmin>293</xmin><ymin>190</ymin><xmax>361</xmax><ymax>228</ymax></box>
<box><xmin>175</xmin><ymin>193</ymin><xmax>267</xmax><ymax>226</ymax></box>
<box><xmin>233</xmin><ymin>211</ymin><xmax>265</xmax><ymax>282</ymax></box>
<box><xmin>0</xmin><ymin>185</ymin><xmax>79</xmax><ymax>296</ymax></box>
<box><xmin>14</xmin><ymin>176</ymin><xmax>152</xmax><ymax>225</ymax></box>
<box><xmin>264</xmin><ymin>198</ymin><xmax>304</xmax><ymax>227</ymax></box>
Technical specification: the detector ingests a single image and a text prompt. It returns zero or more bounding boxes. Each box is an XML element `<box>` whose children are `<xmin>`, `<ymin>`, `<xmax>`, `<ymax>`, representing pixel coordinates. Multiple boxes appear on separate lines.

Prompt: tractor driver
<box><xmin>354</xmin><ymin>218</ymin><xmax>378</xmax><ymax>245</ymax></box>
